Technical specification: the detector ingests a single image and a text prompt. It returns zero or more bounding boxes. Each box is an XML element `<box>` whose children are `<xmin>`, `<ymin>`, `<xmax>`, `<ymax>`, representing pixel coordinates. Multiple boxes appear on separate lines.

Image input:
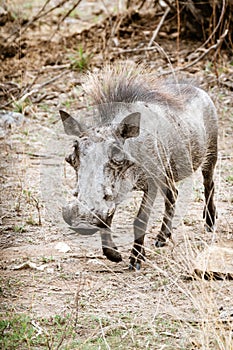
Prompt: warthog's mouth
<box><xmin>69</xmin><ymin>221</ymin><xmax>100</xmax><ymax>235</ymax></box>
<box><xmin>69</xmin><ymin>219</ymin><xmax>112</xmax><ymax>235</ymax></box>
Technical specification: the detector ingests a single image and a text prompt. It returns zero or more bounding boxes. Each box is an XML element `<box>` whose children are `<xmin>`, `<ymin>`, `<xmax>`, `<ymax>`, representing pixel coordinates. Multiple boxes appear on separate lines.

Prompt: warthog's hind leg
<box><xmin>202</xmin><ymin>150</ymin><xmax>217</xmax><ymax>231</ymax></box>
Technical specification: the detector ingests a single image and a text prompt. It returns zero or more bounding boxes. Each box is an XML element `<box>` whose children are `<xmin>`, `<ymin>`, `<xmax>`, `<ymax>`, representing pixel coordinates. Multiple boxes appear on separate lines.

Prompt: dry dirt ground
<box><xmin>0</xmin><ymin>1</ymin><xmax>233</xmax><ymax>349</ymax></box>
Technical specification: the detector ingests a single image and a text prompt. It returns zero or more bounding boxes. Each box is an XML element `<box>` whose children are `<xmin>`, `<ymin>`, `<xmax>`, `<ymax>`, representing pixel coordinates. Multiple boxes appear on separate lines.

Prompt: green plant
<box><xmin>13</xmin><ymin>98</ymin><xmax>31</xmax><ymax>114</ymax></box>
<box><xmin>69</xmin><ymin>47</ymin><xmax>92</xmax><ymax>72</ymax></box>
<box><xmin>41</xmin><ymin>256</ymin><xmax>55</xmax><ymax>263</ymax></box>
<box><xmin>13</xmin><ymin>225</ymin><xmax>27</xmax><ymax>233</ymax></box>
<box><xmin>26</xmin><ymin>216</ymin><xmax>38</xmax><ymax>226</ymax></box>
<box><xmin>0</xmin><ymin>314</ymin><xmax>35</xmax><ymax>349</ymax></box>
<box><xmin>22</xmin><ymin>189</ymin><xmax>42</xmax><ymax>226</ymax></box>
<box><xmin>204</xmin><ymin>61</ymin><xmax>213</xmax><ymax>73</ymax></box>
<box><xmin>0</xmin><ymin>313</ymin><xmax>79</xmax><ymax>349</ymax></box>
<box><xmin>68</xmin><ymin>9</ymin><xmax>80</xmax><ymax>18</ymax></box>
<box><xmin>226</xmin><ymin>175</ymin><xmax>233</xmax><ymax>184</ymax></box>
<box><xmin>63</xmin><ymin>98</ymin><xmax>75</xmax><ymax>108</ymax></box>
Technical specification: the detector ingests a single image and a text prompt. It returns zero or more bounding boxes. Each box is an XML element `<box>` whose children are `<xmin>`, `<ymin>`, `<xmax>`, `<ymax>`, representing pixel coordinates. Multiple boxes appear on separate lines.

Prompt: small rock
<box><xmin>55</xmin><ymin>242</ymin><xmax>71</xmax><ymax>253</ymax></box>
<box><xmin>193</xmin><ymin>244</ymin><xmax>233</xmax><ymax>280</ymax></box>
<box><xmin>219</xmin><ymin>307</ymin><xmax>233</xmax><ymax>320</ymax></box>
<box><xmin>0</xmin><ymin>128</ymin><xmax>5</xmax><ymax>139</ymax></box>
<box><xmin>12</xmin><ymin>261</ymin><xmax>46</xmax><ymax>271</ymax></box>
<box><xmin>0</xmin><ymin>6</ymin><xmax>14</xmax><ymax>26</ymax></box>
<box><xmin>46</xmin><ymin>268</ymin><xmax>54</xmax><ymax>274</ymax></box>
<box><xmin>0</xmin><ymin>110</ymin><xmax>25</xmax><ymax>129</ymax></box>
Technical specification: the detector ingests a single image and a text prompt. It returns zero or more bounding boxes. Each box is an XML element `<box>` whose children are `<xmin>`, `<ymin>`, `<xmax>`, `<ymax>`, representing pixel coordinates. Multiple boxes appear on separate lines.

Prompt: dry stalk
<box><xmin>74</xmin><ymin>272</ymin><xmax>86</xmax><ymax>327</ymax></box>
<box><xmin>176</xmin><ymin>0</ymin><xmax>180</xmax><ymax>64</ymax></box>
<box><xmin>99</xmin><ymin>318</ymin><xmax>111</xmax><ymax>350</ymax></box>
<box><xmin>31</xmin><ymin>196</ymin><xmax>42</xmax><ymax>226</ymax></box>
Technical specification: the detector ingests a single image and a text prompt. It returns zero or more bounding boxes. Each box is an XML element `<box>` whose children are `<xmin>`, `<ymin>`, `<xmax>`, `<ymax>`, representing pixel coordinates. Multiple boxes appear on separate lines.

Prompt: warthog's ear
<box><xmin>118</xmin><ymin>112</ymin><xmax>141</xmax><ymax>140</ymax></box>
<box><xmin>59</xmin><ymin>110</ymin><xmax>84</xmax><ymax>136</ymax></box>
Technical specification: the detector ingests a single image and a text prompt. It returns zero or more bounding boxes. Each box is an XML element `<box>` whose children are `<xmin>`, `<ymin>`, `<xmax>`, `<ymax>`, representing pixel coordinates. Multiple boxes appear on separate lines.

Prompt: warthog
<box><xmin>60</xmin><ymin>65</ymin><xmax>218</xmax><ymax>270</ymax></box>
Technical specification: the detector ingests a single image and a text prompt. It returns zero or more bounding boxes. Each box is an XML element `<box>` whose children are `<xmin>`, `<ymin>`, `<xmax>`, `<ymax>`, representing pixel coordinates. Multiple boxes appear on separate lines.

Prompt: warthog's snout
<box><xmin>62</xmin><ymin>202</ymin><xmax>113</xmax><ymax>235</ymax></box>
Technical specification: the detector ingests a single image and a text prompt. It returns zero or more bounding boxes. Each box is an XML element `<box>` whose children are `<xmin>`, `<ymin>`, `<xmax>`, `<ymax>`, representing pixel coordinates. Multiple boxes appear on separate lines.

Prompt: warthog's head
<box><xmin>60</xmin><ymin>110</ymin><xmax>142</xmax><ymax>235</ymax></box>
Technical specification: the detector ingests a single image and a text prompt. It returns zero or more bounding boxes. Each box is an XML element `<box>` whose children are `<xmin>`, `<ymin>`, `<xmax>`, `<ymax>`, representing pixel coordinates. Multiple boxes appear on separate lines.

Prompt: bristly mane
<box><xmin>83</xmin><ymin>64</ymin><xmax>195</xmax><ymax>122</ymax></box>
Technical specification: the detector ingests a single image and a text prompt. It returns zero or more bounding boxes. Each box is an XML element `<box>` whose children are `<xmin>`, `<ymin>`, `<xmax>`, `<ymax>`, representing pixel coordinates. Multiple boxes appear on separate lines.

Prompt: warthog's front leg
<box><xmin>100</xmin><ymin>230</ymin><xmax>122</xmax><ymax>262</ymax></box>
<box><xmin>155</xmin><ymin>182</ymin><xmax>178</xmax><ymax>247</ymax></box>
<box><xmin>129</xmin><ymin>188</ymin><xmax>157</xmax><ymax>270</ymax></box>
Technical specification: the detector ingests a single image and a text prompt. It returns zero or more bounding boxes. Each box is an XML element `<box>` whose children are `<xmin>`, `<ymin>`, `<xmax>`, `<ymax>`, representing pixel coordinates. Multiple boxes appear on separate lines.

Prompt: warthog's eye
<box><xmin>108</xmin><ymin>144</ymin><xmax>125</xmax><ymax>166</ymax></box>
<box><xmin>65</xmin><ymin>141</ymin><xmax>79</xmax><ymax>169</ymax></box>
<box><xmin>65</xmin><ymin>153</ymin><xmax>79</xmax><ymax>169</ymax></box>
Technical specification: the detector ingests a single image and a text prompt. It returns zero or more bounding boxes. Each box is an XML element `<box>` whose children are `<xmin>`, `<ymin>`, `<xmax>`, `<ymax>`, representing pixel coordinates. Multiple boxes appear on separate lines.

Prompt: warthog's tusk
<box><xmin>108</xmin><ymin>208</ymin><xmax>115</xmax><ymax>217</ymax></box>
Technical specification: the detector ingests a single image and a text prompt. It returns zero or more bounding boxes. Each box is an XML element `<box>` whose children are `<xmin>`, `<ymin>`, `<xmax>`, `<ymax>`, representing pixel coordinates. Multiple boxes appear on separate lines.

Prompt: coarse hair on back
<box><xmin>83</xmin><ymin>63</ymin><xmax>195</xmax><ymax>122</ymax></box>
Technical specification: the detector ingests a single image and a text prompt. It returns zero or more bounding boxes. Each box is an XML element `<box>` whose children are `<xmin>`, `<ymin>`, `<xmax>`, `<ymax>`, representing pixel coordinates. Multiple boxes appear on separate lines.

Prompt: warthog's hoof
<box><xmin>154</xmin><ymin>234</ymin><xmax>168</xmax><ymax>248</ymax></box>
<box><xmin>129</xmin><ymin>262</ymin><xmax>141</xmax><ymax>271</ymax></box>
<box><xmin>205</xmin><ymin>223</ymin><xmax>216</xmax><ymax>233</ymax></box>
<box><xmin>103</xmin><ymin>247</ymin><xmax>122</xmax><ymax>262</ymax></box>
<box><xmin>129</xmin><ymin>248</ymin><xmax>145</xmax><ymax>271</ymax></box>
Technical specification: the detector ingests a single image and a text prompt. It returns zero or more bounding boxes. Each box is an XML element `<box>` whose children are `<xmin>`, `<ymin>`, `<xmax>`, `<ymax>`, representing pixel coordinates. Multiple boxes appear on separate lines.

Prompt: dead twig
<box><xmin>159</xmin><ymin>29</ymin><xmax>228</xmax><ymax>75</ymax></box>
<box><xmin>161</xmin><ymin>0</ymin><xmax>176</xmax><ymax>12</ymax></box>
<box><xmin>195</xmin><ymin>0</ymin><xmax>226</xmax><ymax>51</ymax></box>
<box><xmin>1</xmin><ymin>70</ymin><xmax>69</xmax><ymax>108</ymax></box>
<box><xmin>18</xmin><ymin>70</ymin><xmax>69</xmax><ymax>102</ymax></box>
<box><xmin>148</xmin><ymin>6</ymin><xmax>170</xmax><ymax>47</ymax></box>
<box><xmin>19</xmin><ymin>73</ymin><xmax>41</xmax><ymax>100</ymax></box>
<box><xmin>5</xmin><ymin>0</ymin><xmax>52</xmax><ymax>42</ymax></box>
<box><xmin>114</xmin><ymin>45</ymin><xmax>159</xmax><ymax>54</ymax></box>
<box><xmin>7</xmin><ymin>0</ymin><xmax>69</xmax><ymax>41</ymax></box>
<box><xmin>41</xmin><ymin>64</ymin><xmax>70</xmax><ymax>71</ymax></box>
<box><xmin>74</xmin><ymin>272</ymin><xmax>86</xmax><ymax>327</ymax></box>
<box><xmin>49</xmin><ymin>0</ymin><xmax>82</xmax><ymax>40</ymax></box>
<box><xmin>31</xmin><ymin>196</ymin><xmax>42</xmax><ymax>226</ymax></box>
<box><xmin>100</xmin><ymin>0</ymin><xmax>111</xmax><ymax>16</ymax></box>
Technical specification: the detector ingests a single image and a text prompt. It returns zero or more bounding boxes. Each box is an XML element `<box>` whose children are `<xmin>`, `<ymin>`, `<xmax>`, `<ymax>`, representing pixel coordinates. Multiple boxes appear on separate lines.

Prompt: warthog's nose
<box><xmin>107</xmin><ymin>206</ymin><xmax>115</xmax><ymax>218</ymax></box>
<box><xmin>92</xmin><ymin>207</ymin><xmax>115</xmax><ymax>228</ymax></box>
<box><xmin>92</xmin><ymin>216</ymin><xmax>102</xmax><ymax>226</ymax></box>
<box><xmin>72</xmin><ymin>189</ymin><xmax>78</xmax><ymax>196</ymax></box>
<box><xmin>65</xmin><ymin>154</ymin><xmax>72</xmax><ymax>163</ymax></box>
<box><xmin>103</xmin><ymin>186</ymin><xmax>114</xmax><ymax>201</ymax></box>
